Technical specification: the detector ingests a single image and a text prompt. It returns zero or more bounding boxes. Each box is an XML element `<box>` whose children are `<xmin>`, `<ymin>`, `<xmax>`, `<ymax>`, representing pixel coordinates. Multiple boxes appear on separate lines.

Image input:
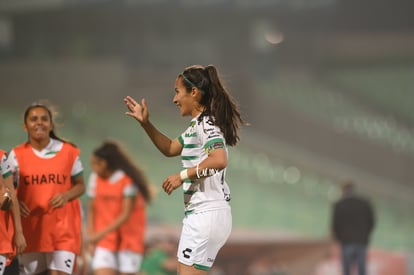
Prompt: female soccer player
<box><xmin>8</xmin><ymin>101</ymin><xmax>85</xmax><ymax>275</ymax></box>
<box><xmin>124</xmin><ymin>64</ymin><xmax>246</xmax><ymax>275</ymax></box>
<box><xmin>86</xmin><ymin>140</ymin><xmax>151</xmax><ymax>275</ymax></box>
<box><xmin>0</xmin><ymin>149</ymin><xmax>26</xmax><ymax>275</ymax></box>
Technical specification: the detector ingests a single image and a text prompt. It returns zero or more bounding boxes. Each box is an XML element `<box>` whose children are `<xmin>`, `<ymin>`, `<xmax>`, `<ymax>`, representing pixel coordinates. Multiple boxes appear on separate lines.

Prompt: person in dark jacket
<box><xmin>331</xmin><ymin>181</ymin><xmax>375</xmax><ymax>275</ymax></box>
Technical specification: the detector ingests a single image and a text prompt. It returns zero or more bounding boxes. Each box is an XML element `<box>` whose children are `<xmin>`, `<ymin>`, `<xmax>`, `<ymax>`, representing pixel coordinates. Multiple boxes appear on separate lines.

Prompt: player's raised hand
<box><xmin>124</xmin><ymin>96</ymin><xmax>149</xmax><ymax>124</ymax></box>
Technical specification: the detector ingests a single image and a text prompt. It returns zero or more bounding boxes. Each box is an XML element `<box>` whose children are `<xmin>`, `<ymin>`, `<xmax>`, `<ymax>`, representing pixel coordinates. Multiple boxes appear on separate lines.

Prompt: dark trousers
<box><xmin>341</xmin><ymin>244</ymin><xmax>367</xmax><ymax>275</ymax></box>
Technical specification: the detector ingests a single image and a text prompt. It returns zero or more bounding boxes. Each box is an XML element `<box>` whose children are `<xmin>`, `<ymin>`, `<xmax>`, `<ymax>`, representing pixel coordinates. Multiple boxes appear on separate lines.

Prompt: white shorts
<box><xmin>92</xmin><ymin>247</ymin><xmax>143</xmax><ymax>273</ymax></box>
<box><xmin>19</xmin><ymin>251</ymin><xmax>76</xmax><ymax>274</ymax></box>
<box><xmin>0</xmin><ymin>254</ymin><xmax>6</xmax><ymax>275</ymax></box>
<box><xmin>177</xmin><ymin>208</ymin><xmax>232</xmax><ymax>271</ymax></box>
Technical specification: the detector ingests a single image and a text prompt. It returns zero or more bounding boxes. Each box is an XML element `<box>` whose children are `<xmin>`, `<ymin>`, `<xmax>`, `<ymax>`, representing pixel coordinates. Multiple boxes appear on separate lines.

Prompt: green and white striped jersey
<box><xmin>178</xmin><ymin>114</ymin><xmax>231</xmax><ymax>215</ymax></box>
<box><xmin>1</xmin><ymin>150</ymin><xmax>12</xmax><ymax>178</ymax></box>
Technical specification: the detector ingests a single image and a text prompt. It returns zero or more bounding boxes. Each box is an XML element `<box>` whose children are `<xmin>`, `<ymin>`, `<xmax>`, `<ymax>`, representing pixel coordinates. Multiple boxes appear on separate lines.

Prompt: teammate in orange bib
<box><xmin>8</xmin><ymin>101</ymin><xmax>85</xmax><ymax>275</ymax></box>
<box><xmin>86</xmin><ymin>140</ymin><xmax>151</xmax><ymax>275</ymax></box>
<box><xmin>1</xmin><ymin>149</ymin><xmax>26</xmax><ymax>275</ymax></box>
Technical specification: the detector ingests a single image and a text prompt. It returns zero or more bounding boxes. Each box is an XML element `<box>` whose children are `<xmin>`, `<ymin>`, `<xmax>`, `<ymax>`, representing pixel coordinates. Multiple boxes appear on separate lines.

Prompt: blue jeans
<box><xmin>341</xmin><ymin>244</ymin><xmax>367</xmax><ymax>275</ymax></box>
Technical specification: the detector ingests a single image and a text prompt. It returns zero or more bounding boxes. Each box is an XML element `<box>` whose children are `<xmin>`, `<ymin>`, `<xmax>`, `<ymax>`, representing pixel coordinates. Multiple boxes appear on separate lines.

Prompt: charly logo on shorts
<box><xmin>182</xmin><ymin>248</ymin><xmax>192</xmax><ymax>259</ymax></box>
<box><xmin>64</xmin><ymin>259</ymin><xmax>72</xmax><ymax>268</ymax></box>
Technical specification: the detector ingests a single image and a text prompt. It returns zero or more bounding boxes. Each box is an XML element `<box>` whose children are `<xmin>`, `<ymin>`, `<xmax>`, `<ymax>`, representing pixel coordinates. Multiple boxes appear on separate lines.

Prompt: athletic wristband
<box><xmin>180</xmin><ymin>169</ymin><xmax>189</xmax><ymax>181</ymax></box>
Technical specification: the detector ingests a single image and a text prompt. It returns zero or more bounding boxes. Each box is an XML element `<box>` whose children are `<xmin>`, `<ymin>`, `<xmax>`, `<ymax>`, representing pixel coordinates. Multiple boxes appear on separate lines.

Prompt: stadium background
<box><xmin>0</xmin><ymin>0</ymin><xmax>413</xmax><ymax>274</ymax></box>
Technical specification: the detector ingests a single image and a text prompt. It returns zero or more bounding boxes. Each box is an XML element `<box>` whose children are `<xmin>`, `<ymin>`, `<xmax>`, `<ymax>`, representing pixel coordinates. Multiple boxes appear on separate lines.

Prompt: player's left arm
<box><xmin>49</xmin><ymin>174</ymin><xmax>85</xmax><ymax>208</ymax></box>
<box><xmin>66</xmin><ymin>154</ymin><xmax>86</xmax><ymax>201</ymax></box>
<box><xmin>162</xmin><ymin>141</ymin><xmax>227</xmax><ymax>195</ymax></box>
<box><xmin>50</xmin><ymin>154</ymin><xmax>85</xmax><ymax>208</ymax></box>
<box><xmin>186</xmin><ymin>146</ymin><xmax>227</xmax><ymax>181</ymax></box>
<box><xmin>68</xmin><ymin>175</ymin><xmax>86</xmax><ymax>200</ymax></box>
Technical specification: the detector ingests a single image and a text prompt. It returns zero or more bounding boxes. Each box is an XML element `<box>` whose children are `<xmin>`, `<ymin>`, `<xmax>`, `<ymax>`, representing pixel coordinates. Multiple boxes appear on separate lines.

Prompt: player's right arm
<box><xmin>3</xmin><ymin>152</ymin><xmax>26</xmax><ymax>253</ymax></box>
<box><xmin>141</xmin><ymin>121</ymin><xmax>182</xmax><ymax>157</ymax></box>
<box><xmin>124</xmin><ymin>96</ymin><xmax>182</xmax><ymax>157</ymax></box>
<box><xmin>5</xmin><ymin>174</ymin><xmax>26</xmax><ymax>253</ymax></box>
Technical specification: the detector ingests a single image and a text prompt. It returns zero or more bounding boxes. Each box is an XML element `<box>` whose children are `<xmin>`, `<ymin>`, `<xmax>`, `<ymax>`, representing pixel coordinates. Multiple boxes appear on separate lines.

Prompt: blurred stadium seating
<box><xmin>0</xmin><ymin>0</ymin><xmax>413</xmax><ymax>274</ymax></box>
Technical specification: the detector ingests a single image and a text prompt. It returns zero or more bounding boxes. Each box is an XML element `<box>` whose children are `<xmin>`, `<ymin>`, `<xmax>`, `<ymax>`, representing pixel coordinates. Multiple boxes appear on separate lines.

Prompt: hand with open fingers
<box><xmin>49</xmin><ymin>192</ymin><xmax>69</xmax><ymax>208</ymax></box>
<box><xmin>162</xmin><ymin>174</ymin><xmax>183</xmax><ymax>195</ymax></box>
<box><xmin>124</xmin><ymin>96</ymin><xmax>149</xmax><ymax>124</ymax></box>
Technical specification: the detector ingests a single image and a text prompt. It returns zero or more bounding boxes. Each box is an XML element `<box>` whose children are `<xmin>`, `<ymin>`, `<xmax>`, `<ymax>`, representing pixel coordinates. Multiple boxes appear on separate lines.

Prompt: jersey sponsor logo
<box><xmin>204</xmin><ymin>127</ymin><xmax>215</xmax><ymax>132</ymax></box>
<box><xmin>204</xmin><ymin>118</ymin><xmax>215</xmax><ymax>126</ymax></box>
<box><xmin>206</xmin><ymin>141</ymin><xmax>224</xmax><ymax>154</ymax></box>
<box><xmin>185</xmin><ymin>132</ymin><xmax>197</xmax><ymax>138</ymax></box>
<box><xmin>207</xmin><ymin>133</ymin><xmax>220</xmax><ymax>139</ymax></box>
<box><xmin>23</xmin><ymin>173</ymin><xmax>68</xmax><ymax>185</ymax></box>
<box><xmin>182</xmin><ymin>248</ymin><xmax>192</xmax><ymax>259</ymax></box>
<box><xmin>207</xmin><ymin>257</ymin><xmax>215</xmax><ymax>263</ymax></box>
<box><xmin>185</xmin><ymin>122</ymin><xmax>197</xmax><ymax>138</ymax></box>
<box><xmin>203</xmin><ymin>128</ymin><xmax>216</xmax><ymax>134</ymax></box>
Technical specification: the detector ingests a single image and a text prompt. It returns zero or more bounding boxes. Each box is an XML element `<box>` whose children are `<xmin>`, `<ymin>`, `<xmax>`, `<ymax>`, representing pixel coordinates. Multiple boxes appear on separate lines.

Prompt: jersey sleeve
<box><xmin>86</xmin><ymin>173</ymin><xmax>97</xmax><ymax>198</ymax></box>
<box><xmin>123</xmin><ymin>183</ymin><xmax>138</xmax><ymax>198</ymax></box>
<box><xmin>199</xmin><ymin>118</ymin><xmax>226</xmax><ymax>154</ymax></box>
<box><xmin>0</xmin><ymin>151</ymin><xmax>9</xmax><ymax>178</ymax></box>
<box><xmin>5</xmin><ymin>150</ymin><xmax>19</xmax><ymax>186</ymax></box>
<box><xmin>178</xmin><ymin>133</ymin><xmax>185</xmax><ymax>147</ymax></box>
<box><xmin>71</xmin><ymin>156</ymin><xmax>84</xmax><ymax>178</ymax></box>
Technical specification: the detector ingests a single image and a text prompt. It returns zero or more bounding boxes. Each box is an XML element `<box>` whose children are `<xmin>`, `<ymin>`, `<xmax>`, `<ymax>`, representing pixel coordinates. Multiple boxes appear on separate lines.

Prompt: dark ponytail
<box><xmin>181</xmin><ymin>64</ymin><xmax>247</xmax><ymax>146</ymax></box>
